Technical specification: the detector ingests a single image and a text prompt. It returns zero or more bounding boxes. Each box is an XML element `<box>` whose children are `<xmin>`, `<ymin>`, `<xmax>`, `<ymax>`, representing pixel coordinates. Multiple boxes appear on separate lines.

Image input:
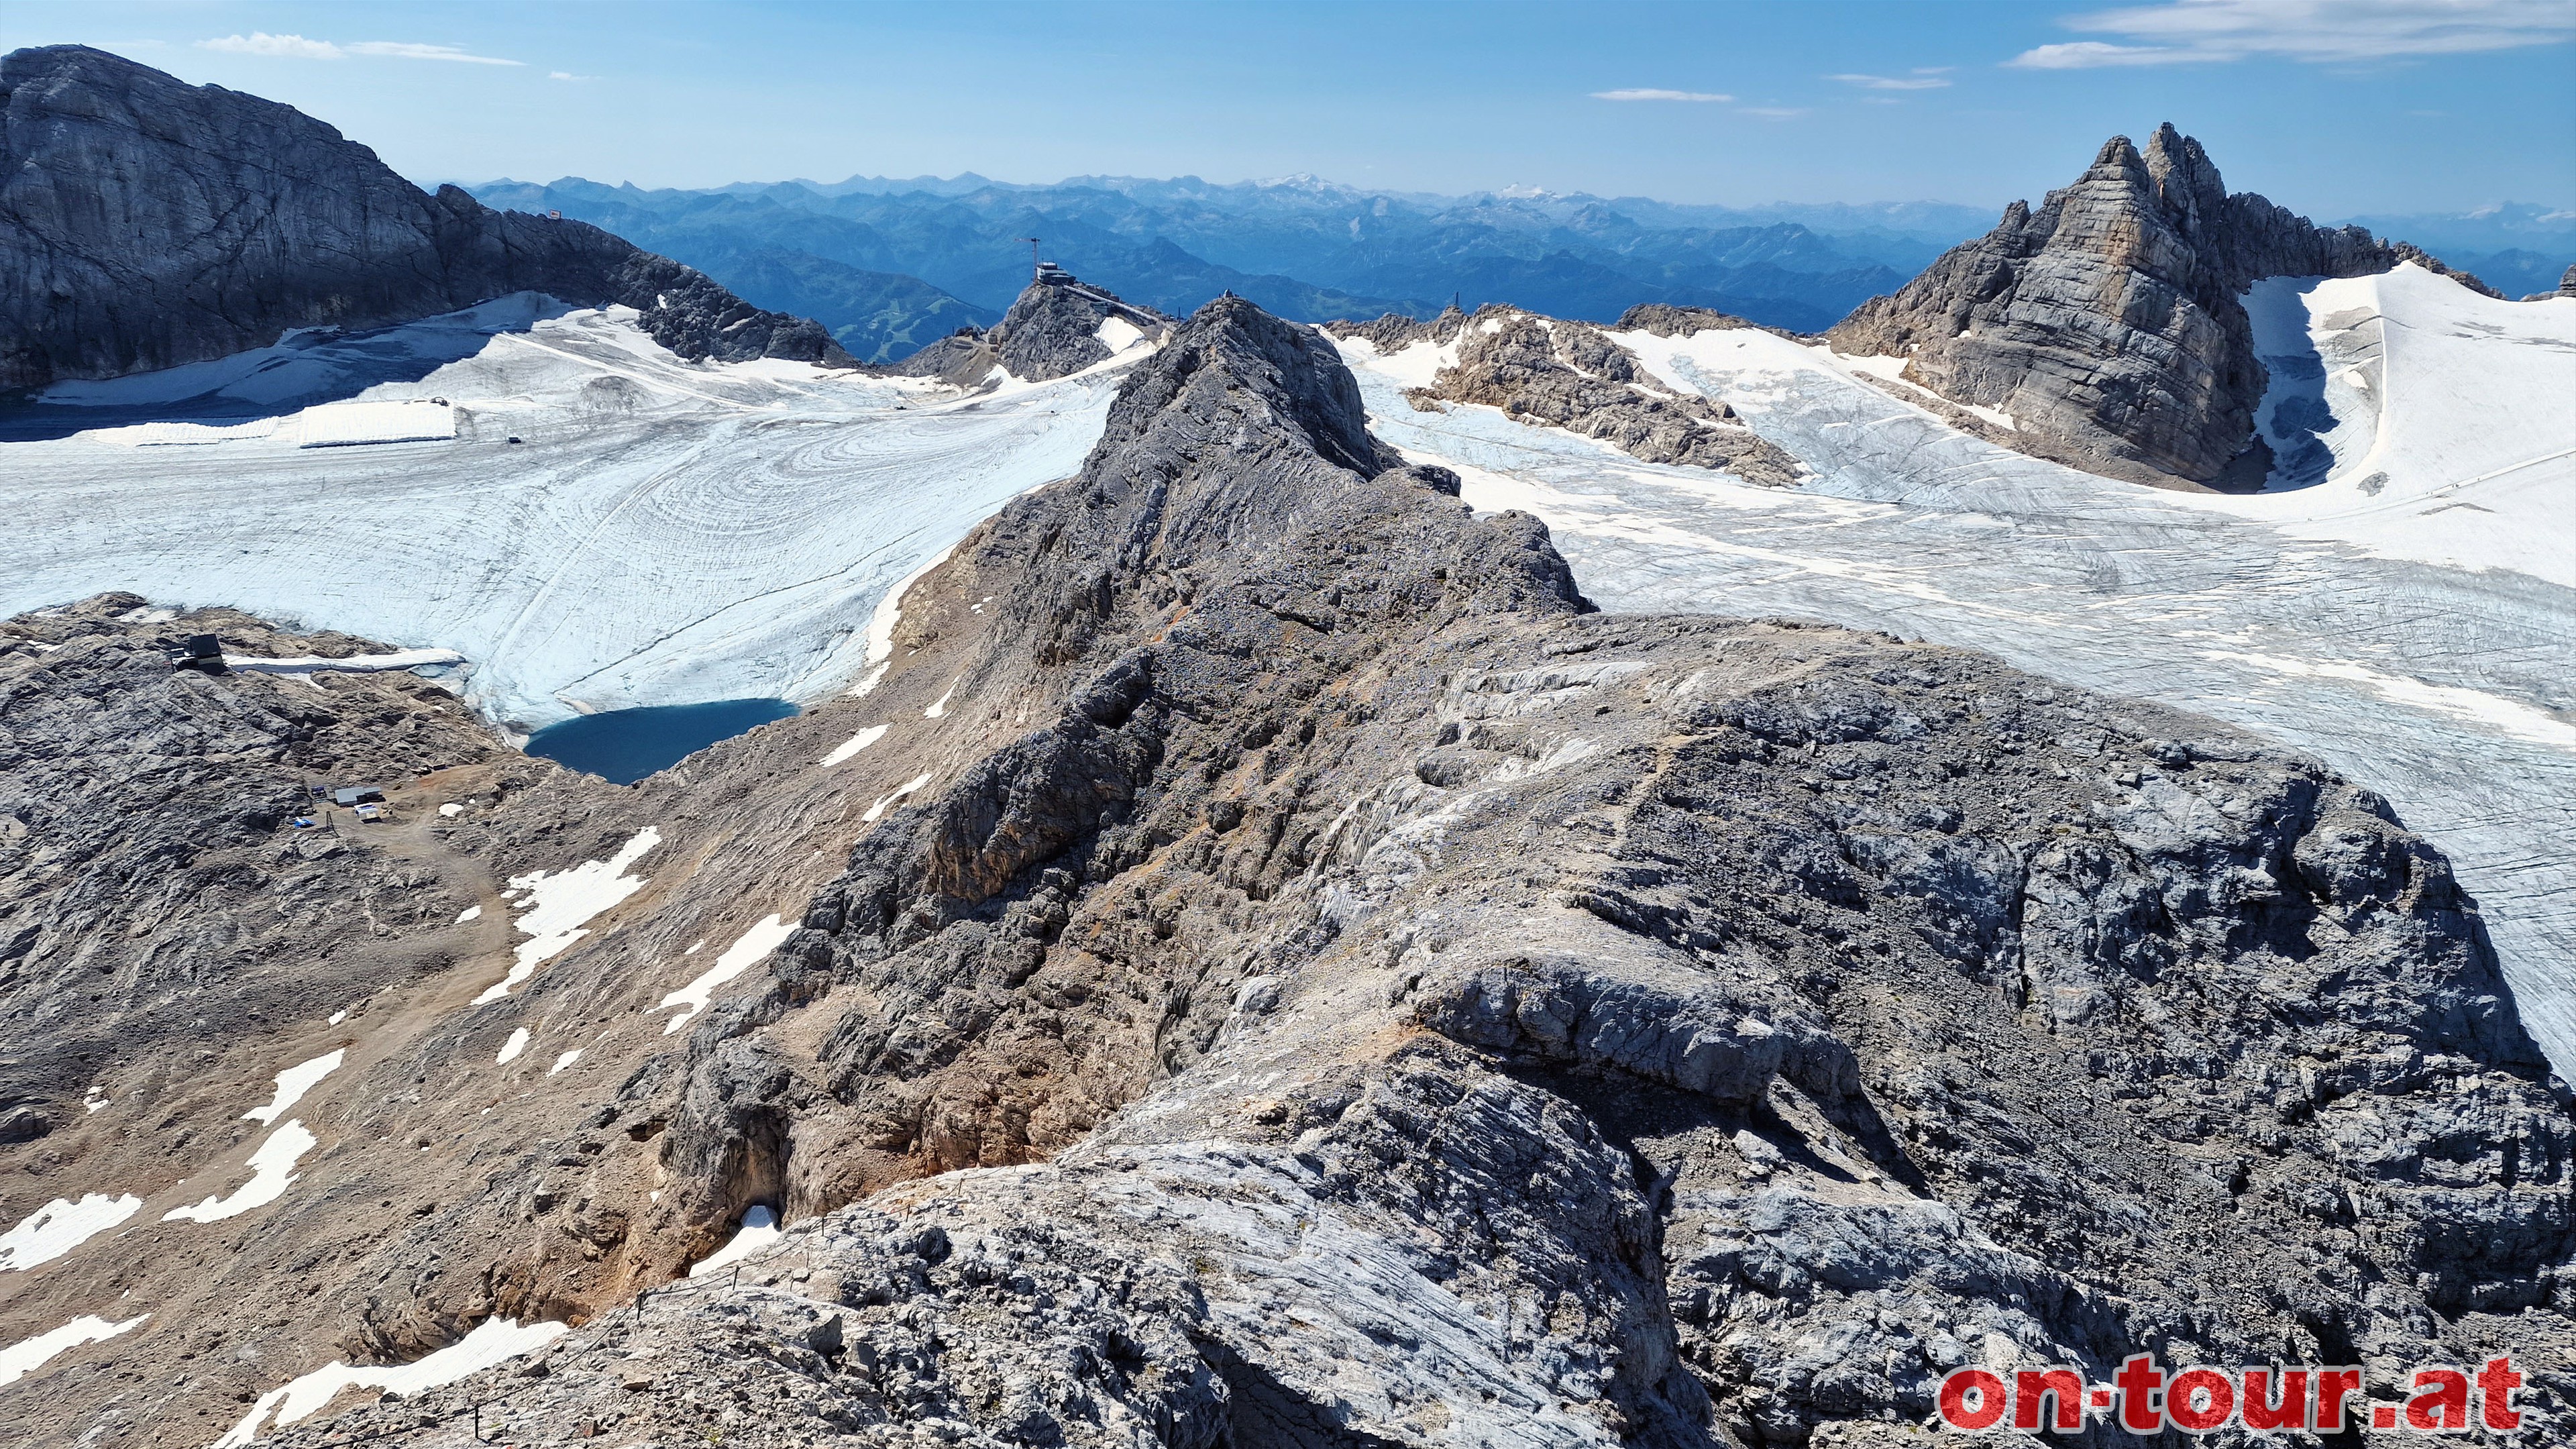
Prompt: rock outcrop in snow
<box><xmin>0</xmin><ymin>46</ymin><xmax>851</xmax><ymax>391</ymax></box>
<box><xmin>1338</xmin><ymin>305</ymin><xmax>1804</xmax><ymax>484</ymax></box>
<box><xmin>1827</xmin><ymin>123</ymin><xmax>2455</xmax><ymax>486</ymax></box>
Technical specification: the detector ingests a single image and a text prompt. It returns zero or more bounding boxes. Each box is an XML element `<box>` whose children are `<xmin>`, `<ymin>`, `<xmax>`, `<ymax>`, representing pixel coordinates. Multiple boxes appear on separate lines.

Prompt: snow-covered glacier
<box><xmin>0</xmin><ymin>298</ymin><xmax>1138</xmax><ymax>729</ymax></box>
<box><xmin>1337</xmin><ymin>268</ymin><xmax>2576</xmax><ymax>1074</ymax></box>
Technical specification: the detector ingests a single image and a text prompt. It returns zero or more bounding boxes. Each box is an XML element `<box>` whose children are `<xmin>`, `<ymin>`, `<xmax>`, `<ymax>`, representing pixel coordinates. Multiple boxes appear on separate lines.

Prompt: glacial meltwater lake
<box><xmin>524</xmin><ymin>698</ymin><xmax>799</xmax><ymax>784</ymax></box>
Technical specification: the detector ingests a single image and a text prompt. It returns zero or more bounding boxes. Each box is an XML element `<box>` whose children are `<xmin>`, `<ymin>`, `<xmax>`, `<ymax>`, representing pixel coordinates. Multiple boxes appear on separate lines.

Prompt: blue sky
<box><xmin>7</xmin><ymin>1</ymin><xmax>2571</xmax><ymax>217</ymax></box>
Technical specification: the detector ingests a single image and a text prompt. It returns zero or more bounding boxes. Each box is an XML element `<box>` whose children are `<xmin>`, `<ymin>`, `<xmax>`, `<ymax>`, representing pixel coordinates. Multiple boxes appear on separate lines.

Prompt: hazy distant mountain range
<box><xmin>464</xmin><ymin>170</ymin><xmax>2576</xmax><ymax>364</ymax></box>
<box><xmin>466</xmin><ymin>174</ymin><xmax>1998</xmax><ymax>359</ymax></box>
<box><xmin>2334</xmin><ymin>201</ymin><xmax>2576</xmax><ymax>297</ymax></box>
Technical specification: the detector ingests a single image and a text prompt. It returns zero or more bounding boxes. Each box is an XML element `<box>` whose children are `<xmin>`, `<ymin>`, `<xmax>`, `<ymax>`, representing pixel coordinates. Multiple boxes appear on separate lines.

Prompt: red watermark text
<box><xmin>1938</xmin><ymin>1354</ymin><xmax>2524</xmax><ymax>1434</ymax></box>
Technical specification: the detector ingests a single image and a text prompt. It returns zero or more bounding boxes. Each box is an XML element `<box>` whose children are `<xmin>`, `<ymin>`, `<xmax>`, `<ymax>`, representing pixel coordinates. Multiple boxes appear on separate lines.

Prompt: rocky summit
<box><xmin>1827</xmin><ymin>123</ymin><xmax>2480</xmax><ymax>487</ymax></box>
<box><xmin>2</xmin><ymin>289</ymin><xmax>2567</xmax><ymax>1448</ymax></box>
<box><xmin>0</xmin><ymin>46</ymin><xmax>851</xmax><ymax>391</ymax></box>
<box><xmin>897</xmin><ymin>265</ymin><xmax>1172</xmax><ymax>386</ymax></box>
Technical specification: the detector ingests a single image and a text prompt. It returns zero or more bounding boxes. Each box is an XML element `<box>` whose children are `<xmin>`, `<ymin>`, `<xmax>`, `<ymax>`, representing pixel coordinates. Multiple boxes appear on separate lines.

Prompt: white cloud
<box><xmin>1738</xmin><ymin>106</ymin><xmax>1811</xmax><ymax>118</ymax></box>
<box><xmin>197</xmin><ymin>33</ymin><xmax>523</xmax><ymax>66</ymax></box>
<box><xmin>200</xmin><ymin>32</ymin><xmax>340</xmax><ymax>59</ymax></box>
<box><xmin>1827</xmin><ymin>72</ymin><xmax>1954</xmax><ymax>89</ymax></box>
<box><xmin>1591</xmin><ymin>88</ymin><xmax>1733</xmax><ymax>102</ymax></box>
<box><xmin>347</xmin><ymin>42</ymin><xmax>523</xmax><ymax>65</ymax></box>
<box><xmin>549</xmin><ymin>70</ymin><xmax>601</xmax><ymax>81</ymax></box>
<box><xmin>2010</xmin><ymin>40</ymin><xmax>2196</xmax><ymax>66</ymax></box>
<box><xmin>2008</xmin><ymin>0</ymin><xmax>2576</xmax><ymax>68</ymax></box>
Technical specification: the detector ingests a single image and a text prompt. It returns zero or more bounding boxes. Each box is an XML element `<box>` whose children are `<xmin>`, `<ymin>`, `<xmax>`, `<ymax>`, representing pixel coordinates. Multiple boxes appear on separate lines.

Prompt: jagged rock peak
<box><xmin>0</xmin><ymin>44</ymin><xmax>852</xmax><ymax>390</ymax></box>
<box><xmin>1825</xmin><ymin>122</ymin><xmax>2477</xmax><ymax>485</ymax></box>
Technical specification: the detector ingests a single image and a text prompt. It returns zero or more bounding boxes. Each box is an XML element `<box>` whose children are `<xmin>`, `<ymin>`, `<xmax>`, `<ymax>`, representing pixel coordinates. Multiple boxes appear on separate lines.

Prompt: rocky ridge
<box><xmin>1827</xmin><ymin>123</ymin><xmax>2459</xmax><ymax>486</ymax></box>
<box><xmin>207</xmin><ymin>297</ymin><xmax>2576</xmax><ymax>1446</ymax></box>
<box><xmin>1331</xmin><ymin>305</ymin><xmax>1805</xmax><ymax>485</ymax></box>
<box><xmin>1614</xmin><ymin>304</ymin><xmax>1768</xmax><ymax>339</ymax></box>
<box><xmin>0</xmin><ymin>46</ymin><xmax>852</xmax><ymax>393</ymax></box>
<box><xmin>0</xmin><ymin>298</ymin><xmax>2567</xmax><ymax>1446</ymax></box>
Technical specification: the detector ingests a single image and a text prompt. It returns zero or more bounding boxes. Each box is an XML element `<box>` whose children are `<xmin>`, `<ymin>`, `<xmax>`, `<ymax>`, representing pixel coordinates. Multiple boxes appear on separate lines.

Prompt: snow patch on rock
<box><xmin>0</xmin><ymin>1312</ymin><xmax>146</xmax><ymax>1386</ymax></box>
<box><xmin>0</xmin><ymin>1193</ymin><xmax>143</xmax><ymax>1272</ymax></box>
<box><xmin>211</xmin><ymin>1317</ymin><xmax>566</xmax><ymax>1447</ymax></box>
<box><xmin>472</xmin><ymin>827</ymin><xmax>659</xmax><ymax>1005</ymax></box>
<box><xmin>244</xmin><ymin>1049</ymin><xmax>343</xmax><ymax>1125</ymax></box>
<box><xmin>862</xmin><ymin>772</ymin><xmax>933</xmax><ymax>822</ymax></box>
<box><xmin>686</xmin><ymin>1204</ymin><xmax>782</xmax><ymax>1277</ymax></box>
<box><xmin>164</xmin><ymin>1122</ymin><xmax>317</xmax><ymax>1223</ymax></box>
<box><xmin>660</xmin><ymin>914</ymin><xmax>798</xmax><ymax>1034</ymax></box>
<box><xmin>820</xmin><ymin>724</ymin><xmax>888</xmax><ymax>765</ymax></box>
<box><xmin>221</xmin><ymin>647</ymin><xmax>464</xmax><ymax>676</ymax></box>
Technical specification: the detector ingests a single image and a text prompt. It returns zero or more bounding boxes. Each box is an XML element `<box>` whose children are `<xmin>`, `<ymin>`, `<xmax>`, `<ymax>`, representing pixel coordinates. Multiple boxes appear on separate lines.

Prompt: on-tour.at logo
<box><xmin>1937</xmin><ymin>1354</ymin><xmax>2526</xmax><ymax>1434</ymax></box>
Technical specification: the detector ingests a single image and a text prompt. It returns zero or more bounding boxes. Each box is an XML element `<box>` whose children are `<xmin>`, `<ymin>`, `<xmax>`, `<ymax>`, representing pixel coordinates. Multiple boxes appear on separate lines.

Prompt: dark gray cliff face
<box><xmin>1828</xmin><ymin>124</ymin><xmax>2408</xmax><ymax>485</ymax></box>
<box><xmin>0</xmin><ymin>46</ymin><xmax>851</xmax><ymax>391</ymax></box>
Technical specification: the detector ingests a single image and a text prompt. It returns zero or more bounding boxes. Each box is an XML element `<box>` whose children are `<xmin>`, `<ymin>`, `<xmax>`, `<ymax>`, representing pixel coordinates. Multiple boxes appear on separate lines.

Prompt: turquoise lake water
<box><xmin>525</xmin><ymin>698</ymin><xmax>799</xmax><ymax>784</ymax></box>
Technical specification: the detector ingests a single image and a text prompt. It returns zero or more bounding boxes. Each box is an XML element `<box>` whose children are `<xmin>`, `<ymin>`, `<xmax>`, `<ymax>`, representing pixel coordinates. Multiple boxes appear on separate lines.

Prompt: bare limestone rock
<box><xmin>1826</xmin><ymin>123</ymin><xmax>2469</xmax><ymax>486</ymax></box>
<box><xmin>1615</xmin><ymin>304</ymin><xmax>1765</xmax><ymax>339</ymax></box>
<box><xmin>0</xmin><ymin>46</ymin><xmax>852</xmax><ymax>392</ymax></box>
<box><xmin>1333</xmin><ymin>304</ymin><xmax>1469</xmax><ymax>352</ymax></box>
<box><xmin>405</xmin><ymin>297</ymin><xmax>2561</xmax><ymax>1445</ymax></box>
<box><xmin>0</xmin><ymin>596</ymin><xmax>508</xmax><ymax>1089</ymax></box>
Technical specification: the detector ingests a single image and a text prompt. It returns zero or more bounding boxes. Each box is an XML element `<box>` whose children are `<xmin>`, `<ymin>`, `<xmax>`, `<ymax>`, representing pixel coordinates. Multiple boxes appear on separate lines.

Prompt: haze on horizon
<box><xmin>4</xmin><ymin>0</ymin><xmax>2573</xmax><ymax>221</ymax></box>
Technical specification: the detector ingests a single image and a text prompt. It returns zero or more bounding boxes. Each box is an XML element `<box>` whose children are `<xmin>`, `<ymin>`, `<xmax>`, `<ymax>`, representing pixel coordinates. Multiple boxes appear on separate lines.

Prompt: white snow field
<box><xmin>0</xmin><ymin>296</ymin><xmax>1136</xmax><ymax>729</ymax></box>
<box><xmin>1336</xmin><ymin>266</ymin><xmax>2576</xmax><ymax>1074</ymax></box>
<box><xmin>211</xmin><ymin>1316</ymin><xmax>567</xmax><ymax>1447</ymax></box>
<box><xmin>162</xmin><ymin>1121</ymin><xmax>319</xmax><ymax>1224</ymax></box>
<box><xmin>0</xmin><ymin>1193</ymin><xmax>143</xmax><ymax>1273</ymax></box>
<box><xmin>2222</xmin><ymin>264</ymin><xmax>2576</xmax><ymax>588</ymax></box>
<box><xmin>0</xmin><ymin>1312</ymin><xmax>146</xmax><ymax>1387</ymax></box>
<box><xmin>661</xmin><ymin>913</ymin><xmax>799</xmax><ymax>1034</ymax></box>
<box><xmin>687</xmin><ymin>1203</ymin><xmax>784</xmax><ymax>1277</ymax></box>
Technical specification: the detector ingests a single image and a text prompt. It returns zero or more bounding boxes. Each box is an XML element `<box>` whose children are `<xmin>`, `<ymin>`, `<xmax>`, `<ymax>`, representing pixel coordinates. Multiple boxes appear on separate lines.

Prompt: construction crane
<box><xmin>1015</xmin><ymin>237</ymin><xmax>1041</xmax><ymax>280</ymax></box>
